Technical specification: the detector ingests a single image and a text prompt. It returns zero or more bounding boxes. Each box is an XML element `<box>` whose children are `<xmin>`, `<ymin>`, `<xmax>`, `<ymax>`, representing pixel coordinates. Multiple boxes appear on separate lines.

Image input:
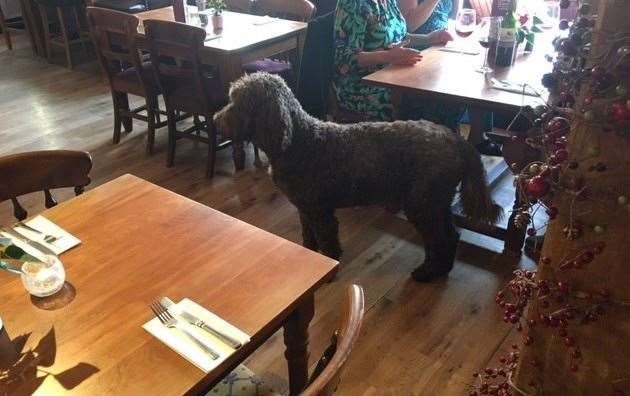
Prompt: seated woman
<box><xmin>399</xmin><ymin>0</ymin><xmax>461</xmax><ymax>38</ymax></box>
<box><xmin>333</xmin><ymin>0</ymin><xmax>452</xmax><ymax>121</ymax></box>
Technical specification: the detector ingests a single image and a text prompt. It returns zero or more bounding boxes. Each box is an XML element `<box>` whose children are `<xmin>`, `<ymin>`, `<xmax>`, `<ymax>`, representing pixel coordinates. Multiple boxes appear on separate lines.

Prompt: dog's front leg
<box><xmin>300</xmin><ymin>208</ymin><xmax>342</xmax><ymax>260</ymax></box>
<box><xmin>298</xmin><ymin>210</ymin><xmax>319</xmax><ymax>251</ymax></box>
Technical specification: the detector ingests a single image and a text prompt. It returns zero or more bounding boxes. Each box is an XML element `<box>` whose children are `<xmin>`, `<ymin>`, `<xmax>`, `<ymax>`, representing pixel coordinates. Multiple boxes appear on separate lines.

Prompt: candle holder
<box><xmin>20</xmin><ymin>255</ymin><xmax>66</xmax><ymax>298</ymax></box>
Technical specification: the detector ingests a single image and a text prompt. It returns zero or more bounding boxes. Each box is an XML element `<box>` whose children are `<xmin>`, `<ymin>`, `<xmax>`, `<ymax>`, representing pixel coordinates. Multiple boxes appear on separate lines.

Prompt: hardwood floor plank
<box><xmin>1</xmin><ymin>30</ymin><xmax>535</xmax><ymax>395</ymax></box>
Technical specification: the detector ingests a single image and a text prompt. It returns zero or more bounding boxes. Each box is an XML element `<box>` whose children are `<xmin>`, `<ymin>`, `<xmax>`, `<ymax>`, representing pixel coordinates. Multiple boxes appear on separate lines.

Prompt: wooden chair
<box><xmin>0</xmin><ymin>2</ymin><xmax>12</xmax><ymax>50</ymax></box>
<box><xmin>35</xmin><ymin>0</ymin><xmax>92</xmax><ymax>68</ymax></box>
<box><xmin>205</xmin><ymin>284</ymin><xmax>365</xmax><ymax>396</ymax></box>
<box><xmin>87</xmin><ymin>7</ymin><xmax>167</xmax><ymax>154</ymax></box>
<box><xmin>0</xmin><ymin>150</ymin><xmax>92</xmax><ymax>221</ymax></box>
<box><xmin>144</xmin><ymin>19</ymin><xmax>228</xmax><ymax>178</ymax></box>
<box><xmin>244</xmin><ymin>0</ymin><xmax>316</xmax><ymax>86</ymax></box>
<box><xmin>466</xmin><ymin>0</ymin><xmax>491</xmax><ymax>21</ymax></box>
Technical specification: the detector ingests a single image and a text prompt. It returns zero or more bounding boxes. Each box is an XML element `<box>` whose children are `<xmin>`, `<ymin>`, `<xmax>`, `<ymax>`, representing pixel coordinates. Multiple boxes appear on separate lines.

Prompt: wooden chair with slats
<box><xmin>0</xmin><ymin>150</ymin><xmax>92</xmax><ymax>221</ymax></box>
<box><xmin>244</xmin><ymin>0</ymin><xmax>316</xmax><ymax>85</ymax></box>
<box><xmin>467</xmin><ymin>0</ymin><xmax>491</xmax><ymax>20</ymax></box>
<box><xmin>87</xmin><ymin>7</ymin><xmax>168</xmax><ymax>154</ymax></box>
<box><xmin>205</xmin><ymin>284</ymin><xmax>365</xmax><ymax>396</ymax></box>
<box><xmin>144</xmin><ymin>19</ymin><xmax>229</xmax><ymax>178</ymax></box>
<box><xmin>0</xmin><ymin>2</ymin><xmax>12</xmax><ymax>50</ymax></box>
<box><xmin>35</xmin><ymin>0</ymin><xmax>92</xmax><ymax>68</ymax></box>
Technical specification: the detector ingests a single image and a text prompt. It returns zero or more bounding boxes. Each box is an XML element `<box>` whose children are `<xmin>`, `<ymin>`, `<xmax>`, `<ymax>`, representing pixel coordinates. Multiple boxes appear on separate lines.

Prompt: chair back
<box><xmin>86</xmin><ymin>7</ymin><xmax>150</xmax><ymax>90</ymax></box>
<box><xmin>0</xmin><ymin>150</ymin><xmax>92</xmax><ymax>221</ymax></box>
<box><xmin>467</xmin><ymin>0</ymin><xmax>491</xmax><ymax>20</ymax></box>
<box><xmin>253</xmin><ymin>0</ymin><xmax>316</xmax><ymax>22</ymax></box>
<box><xmin>301</xmin><ymin>284</ymin><xmax>364</xmax><ymax>396</ymax></box>
<box><xmin>143</xmin><ymin>19</ymin><xmax>214</xmax><ymax>113</ymax></box>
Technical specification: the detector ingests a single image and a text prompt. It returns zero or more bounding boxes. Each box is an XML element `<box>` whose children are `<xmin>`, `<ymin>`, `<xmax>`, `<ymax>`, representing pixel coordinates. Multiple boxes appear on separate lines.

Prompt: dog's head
<box><xmin>214</xmin><ymin>73</ymin><xmax>296</xmax><ymax>159</ymax></box>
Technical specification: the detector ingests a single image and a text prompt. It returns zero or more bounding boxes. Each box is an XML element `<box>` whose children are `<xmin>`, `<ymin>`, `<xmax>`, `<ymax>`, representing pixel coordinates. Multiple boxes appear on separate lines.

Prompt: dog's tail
<box><xmin>458</xmin><ymin>141</ymin><xmax>502</xmax><ymax>226</ymax></box>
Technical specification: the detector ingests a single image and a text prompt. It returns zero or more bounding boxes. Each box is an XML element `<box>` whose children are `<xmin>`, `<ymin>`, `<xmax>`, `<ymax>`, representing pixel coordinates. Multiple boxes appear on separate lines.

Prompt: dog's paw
<box><xmin>411</xmin><ymin>262</ymin><xmax>453</xmax><ymax>282</ymax></box>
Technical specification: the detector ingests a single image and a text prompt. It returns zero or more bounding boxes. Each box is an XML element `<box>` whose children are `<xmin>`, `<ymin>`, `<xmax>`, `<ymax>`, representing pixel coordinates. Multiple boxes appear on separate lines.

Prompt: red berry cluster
<box><xmin>469</xmin><ymin>349</ymin><xmax>521</xmax><ymax>396</ymax></box>
<box><xmin>495</xmin><ymin>250</ymin><xmax>610</xmax><ymax>374</ymax></box>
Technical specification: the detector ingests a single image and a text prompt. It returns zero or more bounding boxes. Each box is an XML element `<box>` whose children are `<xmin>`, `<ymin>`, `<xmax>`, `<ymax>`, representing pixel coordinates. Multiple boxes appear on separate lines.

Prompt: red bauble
<box><xmin>554</xmin><ymin>149</ymin><xmax>569</xmax><ymax>162</ymax></box>
<box><xmin>526</xmin><ymin>176</ymin><xmax>550</xmax><ymax>198</ymax></box>
<box><xmin>546</xmin><ymin>117</ymin><xmax>571</xmax><ymax>135</ymax></box>
<box><xmin>611</xmin><ymin>102</ymin><xmax>630</xmax><ymax>122</ymax></box>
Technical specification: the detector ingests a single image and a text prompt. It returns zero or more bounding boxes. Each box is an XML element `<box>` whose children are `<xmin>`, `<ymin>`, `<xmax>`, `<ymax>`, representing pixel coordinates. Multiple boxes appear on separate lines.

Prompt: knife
<box><xmin>1</xmin><ymin>227</ymin><xmax>57</xmax><ymax>256</ymax></box>
<box><xmin>160</xmin><ymin>297</ymin><xmax>242</xmax><ymax>349</ymax></box>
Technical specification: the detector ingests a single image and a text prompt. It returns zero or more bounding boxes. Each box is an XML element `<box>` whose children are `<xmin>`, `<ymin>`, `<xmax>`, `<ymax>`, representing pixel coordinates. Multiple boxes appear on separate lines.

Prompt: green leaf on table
<box><xmin>533</xmin><ymin>16</ymin><xmax>544</xmax><ymax>25</ymax></box>
<box><xmin>531</xmin><ymin>26</ymin><xmax>543</xmax><ymax>33</ymax></box>
<box><xmin>516</xmin><ymin>30</ymin><xmax>526</xmax><ymax>44</ymax></box>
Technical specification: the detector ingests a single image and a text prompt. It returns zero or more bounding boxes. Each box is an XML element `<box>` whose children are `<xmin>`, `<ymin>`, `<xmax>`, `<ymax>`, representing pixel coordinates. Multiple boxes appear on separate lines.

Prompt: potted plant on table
<box><xmin>207</xmin><ymin>0</ymin><xmax>226</xmax><ymax>30</ymax></box>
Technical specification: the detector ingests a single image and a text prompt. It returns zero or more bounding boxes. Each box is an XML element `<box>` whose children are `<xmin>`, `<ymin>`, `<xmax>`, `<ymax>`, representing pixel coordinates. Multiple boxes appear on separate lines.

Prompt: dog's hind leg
<box><xmin>300</xmin><ymin>208</ymin><xmax>342</xmax><ymax>260</ymax></box>
<box><xmin>406</xmin><ymin>206</ymin><xmax>459</xmax><ymax>282</ymax></box>
<box><xmin>298</xmin><ymin>210</ymin><xmax>319</xmax><ymax>251</ymax></box>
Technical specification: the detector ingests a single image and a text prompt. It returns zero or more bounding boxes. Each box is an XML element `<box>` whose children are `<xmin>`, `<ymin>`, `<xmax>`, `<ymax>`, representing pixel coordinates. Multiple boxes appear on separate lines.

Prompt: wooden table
<box><xmin>136</xmin><ymin>8</ymin><xmax>308</xmax><ymax>96</ymax></box>
<box><xmin>363</xmin><ymin>38</ymin><xmax>554</xmax><ymax>254</ymax></box>
<box><xmin>0</xmin><ymin>174</ymin><xmax>337</xmax><ymax>395</ymax></box>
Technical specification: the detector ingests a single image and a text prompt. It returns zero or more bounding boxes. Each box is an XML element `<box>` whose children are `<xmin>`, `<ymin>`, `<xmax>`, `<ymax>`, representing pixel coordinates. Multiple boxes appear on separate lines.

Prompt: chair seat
<box><xmin>205</xmin><ymin>365</ymin><xmax>281</xmax><ymax>396</ymax></box>
<box><xmin>243</xmin><ymin>59</ymin><xmax>292</xmax><ymax>75</ymax></box>
<box><xmin>111</xmin><ymin>62</ymin><xmax>157</xmax><ymax>96</ymax></box>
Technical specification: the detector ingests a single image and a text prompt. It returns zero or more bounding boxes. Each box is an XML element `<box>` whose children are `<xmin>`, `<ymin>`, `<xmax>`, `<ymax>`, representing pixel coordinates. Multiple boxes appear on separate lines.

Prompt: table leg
<box><xmin>391</xmin><ymin>89</ymin><xmax>403</xmax><ymax>120</ymax></box>
<box><xmin>283</xmin><ymin>294</ymin><xmax>315</xmax><ymax>396</ymax></box>
<box><xmin>468</xmin><ymin>107</ymin><xmax>486</xmax><ymax>146</ymax></box>
<box><xmin>504</xmin><ymin>183</ymin><xmax>526</xmax><ymax>256</ymax></box>
<box><xmin>216</xmin><ymin>53</ymin><xmax>246</xmax><ymax>170</ymax></box>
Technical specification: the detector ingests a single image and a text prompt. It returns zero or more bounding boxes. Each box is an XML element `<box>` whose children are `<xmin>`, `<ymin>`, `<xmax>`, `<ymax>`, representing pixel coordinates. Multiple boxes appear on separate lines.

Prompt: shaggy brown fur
<box><xmin>215</xmin><ymin>73</ymin><xmax>501</xmax><ymax>281</ymax></box>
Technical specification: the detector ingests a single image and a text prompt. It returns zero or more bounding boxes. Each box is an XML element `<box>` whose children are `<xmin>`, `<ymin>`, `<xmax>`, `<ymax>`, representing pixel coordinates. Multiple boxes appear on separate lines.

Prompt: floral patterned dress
<box><xmin>413</xmin><ymin>0</ymin><xmax>452</xmax><ymax>34</ymax></box>
<box><xmin>333</xmin><ymin>0</ymin><xmax>407</xmax><ymax>120</ymax></box>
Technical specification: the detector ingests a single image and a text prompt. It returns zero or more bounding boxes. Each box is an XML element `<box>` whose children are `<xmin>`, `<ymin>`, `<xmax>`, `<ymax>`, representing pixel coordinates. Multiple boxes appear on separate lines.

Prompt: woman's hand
<box><xmin>427</xmin><ymin>29</ymin><xmax>454</xmax><ymax>46</ymax></box>
<box><xmin>387</xmin><ymin>47</ymin><xmax>423</xmax><ymax>65</ymax></box>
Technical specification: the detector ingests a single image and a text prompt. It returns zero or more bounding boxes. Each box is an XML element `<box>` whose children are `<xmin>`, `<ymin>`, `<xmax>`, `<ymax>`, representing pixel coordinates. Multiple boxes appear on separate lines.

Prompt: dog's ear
<box><xmin>256</xmin><ymin>96</ymin><xmax>293</xmax><ymax>155</ymax></box>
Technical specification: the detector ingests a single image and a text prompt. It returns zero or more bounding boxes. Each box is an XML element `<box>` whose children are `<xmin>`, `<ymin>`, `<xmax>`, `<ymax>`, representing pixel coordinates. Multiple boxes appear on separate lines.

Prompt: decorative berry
<box><xmin>526</xmin><ymin>176</ymin><xmax>550</xmax><ymax>198</ymax></box>
<box><xmin>616</xmin><ymin>84</ymin><xmax>628</xmax><ymax>97</ymax></box>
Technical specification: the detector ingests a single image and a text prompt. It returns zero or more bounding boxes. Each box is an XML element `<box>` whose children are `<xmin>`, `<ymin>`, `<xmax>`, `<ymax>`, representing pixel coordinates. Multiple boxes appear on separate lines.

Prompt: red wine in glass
<box><xmin>478</xmin><ymin>38</ymin><xmax>490</xmax><ymax>48</ymax></box>
<box><xmin>456</xmin><ymin>29</ymin><xmax>474</xmax><ymax>38</ymax></box>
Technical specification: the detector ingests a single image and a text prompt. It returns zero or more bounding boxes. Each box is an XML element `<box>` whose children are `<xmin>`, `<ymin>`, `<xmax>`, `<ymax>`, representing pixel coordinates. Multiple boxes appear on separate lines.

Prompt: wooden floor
<box><xmin>0</xmin><ymin>31</ymin><xmax>535</xmax><ymax>395</ymax></box>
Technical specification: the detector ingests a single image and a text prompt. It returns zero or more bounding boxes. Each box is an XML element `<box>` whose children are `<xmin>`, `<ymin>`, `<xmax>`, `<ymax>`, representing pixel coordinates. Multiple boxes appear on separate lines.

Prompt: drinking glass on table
<box><xmin>455</xmin><ymin>8</ymin><xmax>477</xmax><ymax>41</ymax></box>
<box><xmin>476</xmin><ymin>16</ymin><xmax>501</xmax><ymax>73</ymax></box>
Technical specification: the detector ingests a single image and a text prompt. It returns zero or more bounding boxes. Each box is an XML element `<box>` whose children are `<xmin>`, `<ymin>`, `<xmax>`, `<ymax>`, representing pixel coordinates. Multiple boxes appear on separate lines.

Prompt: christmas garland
<box><xmin>468</xmin><ymin>1</ymin><xmax>630</xmax><ymax>395</ymax></box>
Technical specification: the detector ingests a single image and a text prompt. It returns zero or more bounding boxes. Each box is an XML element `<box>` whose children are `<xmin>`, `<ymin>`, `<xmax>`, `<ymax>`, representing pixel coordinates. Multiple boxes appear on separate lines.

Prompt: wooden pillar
<box><xmin>513</xmin><ymin>1</ymin><xmax>630</xmax><ymax>395</ymax></box>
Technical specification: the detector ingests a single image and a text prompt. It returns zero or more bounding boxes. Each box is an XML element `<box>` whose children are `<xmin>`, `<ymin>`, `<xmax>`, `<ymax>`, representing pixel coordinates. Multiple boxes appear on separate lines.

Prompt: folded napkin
<box><xmin>143</xmin><ymin>298</ymin><xmax>251</xmax><ymax>373</ymax></box>
<box><xmin>439</xmin><ymin>44</ymin><xmax>480</xmax><ymax>55</ymax></box>
<box><xmin>10</xmin><ymin>216</ymin><xmax>81</xmax><ymax>257</ymax></box>
<box><xmin>251</xmin><ymin>15</ymin><xmax>279</xmax><ymax>26</ymax></box>
<box><xmin>490</xmin><ymin>78</ymin><xmax>540</xmax><ymax>97</ymax></box>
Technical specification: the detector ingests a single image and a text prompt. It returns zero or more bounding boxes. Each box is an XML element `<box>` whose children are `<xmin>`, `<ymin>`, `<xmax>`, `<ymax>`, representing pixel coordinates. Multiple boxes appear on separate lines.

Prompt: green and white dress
<box><xmin>333</xmin><ymin>0</ymin><xmax>407</xmax><ymax>120</ymax></box>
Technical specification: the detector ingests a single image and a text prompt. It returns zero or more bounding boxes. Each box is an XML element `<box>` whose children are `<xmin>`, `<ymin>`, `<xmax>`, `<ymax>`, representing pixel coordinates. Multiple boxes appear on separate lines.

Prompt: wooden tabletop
<box><xmin>0</xmin><ymin>174</ymin><xmax>337</xmax><ymax>395</ymax></box>
<box><xmin>363</xmin><ymin>36</ymin><xmax>554</xmax><ymax>112</ymax></box>
<box><xmin>136</xmin><ymin>8</ymin><xmax>307</xmax><ymax>54</ymax></box>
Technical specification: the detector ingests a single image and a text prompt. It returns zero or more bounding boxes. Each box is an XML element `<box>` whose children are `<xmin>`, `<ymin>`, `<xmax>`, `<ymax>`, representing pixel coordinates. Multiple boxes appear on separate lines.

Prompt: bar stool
<box><xmin>36</xmin><ymin>0</ymin><xmax>91</xmax><ymax>68</ymax></box>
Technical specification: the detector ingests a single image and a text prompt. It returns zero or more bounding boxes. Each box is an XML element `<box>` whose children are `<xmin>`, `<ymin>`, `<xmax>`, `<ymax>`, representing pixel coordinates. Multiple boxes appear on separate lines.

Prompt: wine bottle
<box><xmin>495</xmin><ymin>4</ymin><xmax>517</xmax><ymax>67</ymax></box>
<box><xmin>488</xmin><ymin>0</ymin><xmax>515</xmax><ymax>66</ymax></box>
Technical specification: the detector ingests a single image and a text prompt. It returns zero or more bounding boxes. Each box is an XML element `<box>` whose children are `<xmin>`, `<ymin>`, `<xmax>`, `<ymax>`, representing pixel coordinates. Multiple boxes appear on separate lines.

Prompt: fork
<box><xmin>150</xmin><ymin>301</ymin><xmax>220</xmax><ymax>360</ymax></box>
<box><xmin>15</xmin><ymin>222</ymin><xmax>61</xmax><ymax>244</ymax></box>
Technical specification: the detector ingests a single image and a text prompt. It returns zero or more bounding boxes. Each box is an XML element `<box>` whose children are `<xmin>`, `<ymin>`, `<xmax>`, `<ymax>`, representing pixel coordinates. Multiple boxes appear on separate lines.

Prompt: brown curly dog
<box><xmin>215</xmin><ymin>73</ymin><xmax>501</xmax><ymax>281</ymax></box>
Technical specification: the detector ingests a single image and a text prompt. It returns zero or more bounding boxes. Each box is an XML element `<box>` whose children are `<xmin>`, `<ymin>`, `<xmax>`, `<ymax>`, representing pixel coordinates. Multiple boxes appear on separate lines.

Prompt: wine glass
<box><xmin>455</xmin><ymin>8</ymin><xmax>477</xmax><ymax>44</ymax></box>
<box><xmin>476</xmin><ymin>16</ymin><xmax>500</xmax><ymax>73</ymax></box>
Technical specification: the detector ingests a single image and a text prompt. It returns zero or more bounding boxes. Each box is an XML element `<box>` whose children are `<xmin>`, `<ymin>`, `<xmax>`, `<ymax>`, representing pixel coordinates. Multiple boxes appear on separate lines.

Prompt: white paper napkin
<box><xmin>143</xmin><ymin>298</ymin><xmax>251</xmax><ymax>373</ymax></box>
<box><xmin>490</xmin><ymin>78</ymin><xmax>540</xmax><ymax>97</ymax></box>
<box><xmin>439</xmin><ymin>43</ymin><xmax>480</xmax><ymax>55</ymax></box>
<box><xmin>12</xmin><ymin>215</ymin><xmax>81</xmax><ymax>256</ymax></box>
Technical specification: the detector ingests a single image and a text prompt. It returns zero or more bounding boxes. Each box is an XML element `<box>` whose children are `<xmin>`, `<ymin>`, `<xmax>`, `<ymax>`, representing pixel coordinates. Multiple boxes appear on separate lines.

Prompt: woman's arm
<box><xmin>398</xmin><ymin>0</ymin><xmax>441</xmax><ymax>33</ymax></box>
<box><xmin>334</xmin><ymin>0</ymin><xmax>422</xmax><ymax>69</ymax></box>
